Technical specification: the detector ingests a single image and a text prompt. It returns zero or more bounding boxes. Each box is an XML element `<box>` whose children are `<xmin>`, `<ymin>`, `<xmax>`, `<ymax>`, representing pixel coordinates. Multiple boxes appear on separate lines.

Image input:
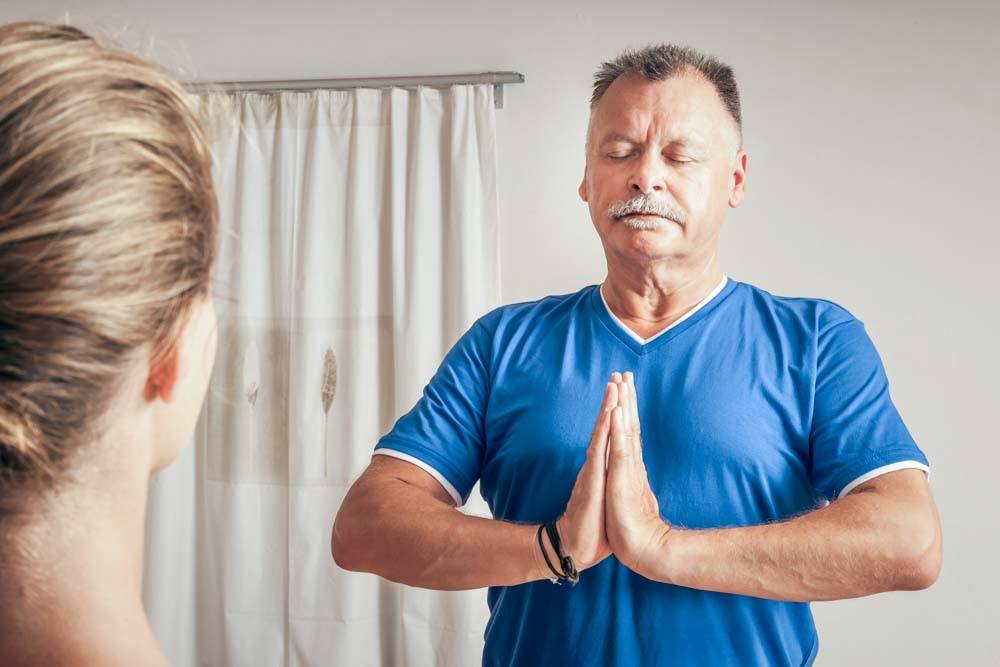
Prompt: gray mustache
<box><xmin>607</xmin><ymin>195</ymin><xmax>687</xmax><ymax>225</ymax></box>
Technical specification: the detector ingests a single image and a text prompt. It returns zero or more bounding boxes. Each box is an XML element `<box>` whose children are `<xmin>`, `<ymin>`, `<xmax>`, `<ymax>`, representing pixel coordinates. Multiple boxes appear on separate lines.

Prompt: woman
<box><xmin>0</xmin><ymin>22</ymin><xmax>218</xmax><ymax>665</ymax></box>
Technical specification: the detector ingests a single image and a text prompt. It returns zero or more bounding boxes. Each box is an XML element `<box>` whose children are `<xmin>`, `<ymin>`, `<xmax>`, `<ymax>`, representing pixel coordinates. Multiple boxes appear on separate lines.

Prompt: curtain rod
<box><xmin>185</xmin><ymin>71</ymin><xmax>525</xmax><ymax>109</ymax></box>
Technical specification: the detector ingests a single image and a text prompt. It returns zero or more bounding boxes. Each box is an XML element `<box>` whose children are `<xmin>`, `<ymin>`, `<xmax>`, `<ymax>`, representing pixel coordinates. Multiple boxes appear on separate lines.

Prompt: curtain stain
<box><xmin>322</xmin><ymin>347</ymin><xmax>338</xmax><ymax>414</ymax></box>
<box><xmin>246</xmin><ymin>381</ymin><xmax>260</xmax><ymax>409</ymax></box>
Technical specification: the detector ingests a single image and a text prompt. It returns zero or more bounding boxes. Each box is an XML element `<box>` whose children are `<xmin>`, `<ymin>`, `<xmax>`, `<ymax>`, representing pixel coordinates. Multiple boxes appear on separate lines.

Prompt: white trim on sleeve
<box><xmin>373</xmin><ymin>449</ymin><xmax>463</xmax><ymax>507</ymax></box>
<box><xmin>837</xmin><ymin>460</ymin><xmax>930</xmax><ymax>499</ymax></box>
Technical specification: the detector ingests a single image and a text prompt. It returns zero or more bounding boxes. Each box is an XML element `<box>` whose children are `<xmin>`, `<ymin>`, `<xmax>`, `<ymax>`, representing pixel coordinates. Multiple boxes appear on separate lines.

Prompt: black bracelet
<box><xmin>544</xmin><ymin>520</ymin><xmax>579</xmax><ymax>585</ymax></box>
<box><xmin>536</xmin><ymin>524</ymin><xmax>565</xmax><ymax>581</ymax></box>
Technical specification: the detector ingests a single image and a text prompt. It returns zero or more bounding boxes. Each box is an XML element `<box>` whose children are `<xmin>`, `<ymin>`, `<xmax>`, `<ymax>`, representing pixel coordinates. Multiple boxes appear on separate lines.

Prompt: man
<box><xmin>332</xmin><ymin>44</ymin><xmax>941</xmax><ymax>666</ymax></box>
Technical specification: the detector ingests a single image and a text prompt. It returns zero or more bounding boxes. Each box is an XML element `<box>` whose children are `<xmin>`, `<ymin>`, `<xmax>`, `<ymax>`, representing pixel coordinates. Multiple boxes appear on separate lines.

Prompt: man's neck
<box><xmin>601</xmin><ymin>258</ymin><xmax>724</xmax><ymax>340</ymax></box>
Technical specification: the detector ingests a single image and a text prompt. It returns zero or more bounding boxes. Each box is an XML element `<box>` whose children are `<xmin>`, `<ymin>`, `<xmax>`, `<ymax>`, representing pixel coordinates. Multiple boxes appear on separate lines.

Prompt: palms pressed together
<box><xmin>555</xmin><ymin>371</ymin><xmax>671</xmax><ymax>577</ymax></box>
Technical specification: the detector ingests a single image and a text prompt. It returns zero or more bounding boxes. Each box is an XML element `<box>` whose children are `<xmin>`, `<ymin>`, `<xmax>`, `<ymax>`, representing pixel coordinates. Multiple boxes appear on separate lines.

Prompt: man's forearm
<box><xmin>333</xmin><ymin>478</ymin><xmax>555</xmax><ymax>590</ymax></box>
<box><xmin>637</xmin><ymin>486</ymin><xmax>939</xmax><ymax>602</ymax></box>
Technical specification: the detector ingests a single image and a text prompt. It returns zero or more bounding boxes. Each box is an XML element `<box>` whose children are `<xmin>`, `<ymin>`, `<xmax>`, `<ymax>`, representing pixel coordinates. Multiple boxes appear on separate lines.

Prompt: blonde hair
<box><xmin>0</xmin><ymin>22</ymin><xmax>218</xmax><ymax>501</ymax></box>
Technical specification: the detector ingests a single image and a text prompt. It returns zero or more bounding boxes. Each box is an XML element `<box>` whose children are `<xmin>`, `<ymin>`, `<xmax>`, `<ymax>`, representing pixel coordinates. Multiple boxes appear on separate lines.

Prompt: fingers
<box><xmin>603</xmin><ymin>379</ymin><xmax>619</xmax><ymax>416</ymax></box>
<box><xmin>589</xmin><ymin>381</ymin><xmax>617</xmax><ymax>445</ymax></box>
<box><xmin>608</xmin><ymin>404</ymin><xmax>632</xmax><ymax>464</ymax></box>
<box><xmin>613</xmin><ymin>371</ymin><xmax>640</xmax><ymax>439</ymax></box>
<box><xmin>606</xmin><ymin>404</ymin><xmax>637</xmax><ymax>504</ymax></box>
<box><xmin>620</xmin><ymin>372</ymin><xmax>632</xmax><ymax>432</ymax></box>
<box><xmin>607</xmin><ymin>371</ymin><xmax>642</xmax><ymax>467</ymax></box>
<box><xmin>583</xmin><ymin>381</ymin><xmax>616</xmax><ymax>475</ymax></box>
<box><xmin>625</xmin><ymin>371</ymin><xmax>640</xmax><ymax>436</ymax></box>
<box><xmin>624</xmin><ymin>373</ymin><xmax>643</xmax><ymax>464</ymax></box>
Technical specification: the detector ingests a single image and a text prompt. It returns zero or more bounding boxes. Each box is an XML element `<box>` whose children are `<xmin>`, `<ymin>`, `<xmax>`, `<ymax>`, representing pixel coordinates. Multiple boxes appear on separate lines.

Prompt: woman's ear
<box><xmin>144</xmin><ymin>297</ymin><xmax>217</xmax><ymax>473</ymax></box>
<box><xmin>144</xmin><ymin>345</ymin><xmax>179</xmax><ymax>404</ymax></box>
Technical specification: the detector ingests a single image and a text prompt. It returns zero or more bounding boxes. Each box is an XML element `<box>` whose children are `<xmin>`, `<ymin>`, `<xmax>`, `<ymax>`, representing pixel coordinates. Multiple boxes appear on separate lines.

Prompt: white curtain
<box><xmin>143</xmin><ymin>85</ymin><xmax>500</xmax><ymax>666</ymax></box>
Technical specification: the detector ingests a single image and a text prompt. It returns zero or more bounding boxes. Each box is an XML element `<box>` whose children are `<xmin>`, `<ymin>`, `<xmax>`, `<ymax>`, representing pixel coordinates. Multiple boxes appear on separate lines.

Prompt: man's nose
<box><xmin>627</xmin><ymin>150</ymin><xmax>666</xmax><ymax>195</ymax></box>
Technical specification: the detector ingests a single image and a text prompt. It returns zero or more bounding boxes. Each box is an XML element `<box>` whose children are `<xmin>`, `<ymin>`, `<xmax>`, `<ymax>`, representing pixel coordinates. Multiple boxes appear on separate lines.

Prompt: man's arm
<box><xmin>333</xmin><ymin>380</ymin><xmax>620</xmax><ymax>590</ymax></box>
<box><xmin>332</xmin><ymin>456</ymin><xmax>553</xmax><ymax>590</ymax></box>
<box><xmin>636</xmin><ymin>468</ymin><xmax>942</xmax><ymax>601</ymax></box>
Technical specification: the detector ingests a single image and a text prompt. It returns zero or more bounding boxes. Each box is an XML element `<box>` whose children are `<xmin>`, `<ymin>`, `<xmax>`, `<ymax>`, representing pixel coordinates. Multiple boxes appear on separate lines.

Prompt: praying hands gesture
<box><xmin>547</xmin><ymin>371</ymin><xmax>940</xmax><ymax>601</ymax></box>
<box><xmin>605</xmin><ymin>371</ymin><xmax>673</xmax><ymax>573</ymax></box>
<box><xmin>553</xmin><ymin>371</ymin><xmax>671</xmax><ymax>578</ymax></box>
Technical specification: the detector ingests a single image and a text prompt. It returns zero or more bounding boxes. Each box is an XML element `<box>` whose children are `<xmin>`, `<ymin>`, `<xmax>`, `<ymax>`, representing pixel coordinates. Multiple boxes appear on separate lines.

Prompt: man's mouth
<box><xmin>617</xmin><ymin>213</ymin><xmax>682</xmax><ymax>227</ymax></box>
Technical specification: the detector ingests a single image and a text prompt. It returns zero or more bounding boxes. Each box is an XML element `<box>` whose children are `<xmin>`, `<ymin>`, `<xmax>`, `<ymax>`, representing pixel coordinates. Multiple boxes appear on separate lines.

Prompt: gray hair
<box><xmin>590</xmin><ymin>44</ymin><xmax>743</xmax><ymax>148</ymax></box>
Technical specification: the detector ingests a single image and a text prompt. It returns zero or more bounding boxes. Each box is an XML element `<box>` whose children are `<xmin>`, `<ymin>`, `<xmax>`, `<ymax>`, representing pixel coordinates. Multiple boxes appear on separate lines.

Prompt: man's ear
<box><xmin>579</xmin><ymin>166</ymin><xmax>589</xmax><ymax>203</ymax></box>
<box><xmin>728</xmin><ymin>150</ymin><xmax>749</xmax><ymax>208</ymax></box>
<box><xmin>144</xmin><ymin>342</ymin><xmax>180</xmax><ymax>404</ymax></box>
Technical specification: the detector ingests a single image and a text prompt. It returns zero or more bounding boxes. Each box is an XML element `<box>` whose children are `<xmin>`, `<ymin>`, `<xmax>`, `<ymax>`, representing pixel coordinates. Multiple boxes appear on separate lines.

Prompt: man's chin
<box><xmin>613</xmin><ymin>232</ymin><xmax>685</xmax><ymax>262</ymax></box>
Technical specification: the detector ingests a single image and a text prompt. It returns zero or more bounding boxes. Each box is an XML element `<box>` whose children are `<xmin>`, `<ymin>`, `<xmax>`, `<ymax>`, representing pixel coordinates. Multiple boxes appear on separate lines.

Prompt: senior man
<box><xmin>332</xmin><ymin>44</ymin><xmax>942</xmax><ymax>666</ymax></box>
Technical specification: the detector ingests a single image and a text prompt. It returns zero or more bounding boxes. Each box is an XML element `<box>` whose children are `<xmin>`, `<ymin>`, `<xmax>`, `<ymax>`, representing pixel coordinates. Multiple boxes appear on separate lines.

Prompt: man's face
<box><xmin>579</xmin><ymin>72</ymin><xmax>747</xmax><ymax>266</ymax></box>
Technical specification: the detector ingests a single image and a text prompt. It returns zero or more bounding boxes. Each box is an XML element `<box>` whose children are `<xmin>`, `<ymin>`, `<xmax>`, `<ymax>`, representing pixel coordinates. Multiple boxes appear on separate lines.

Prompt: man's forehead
<box><xmin>591</xmin><ymin>72</ymin><xmax>732</xmax><ymax>148</ymax></box>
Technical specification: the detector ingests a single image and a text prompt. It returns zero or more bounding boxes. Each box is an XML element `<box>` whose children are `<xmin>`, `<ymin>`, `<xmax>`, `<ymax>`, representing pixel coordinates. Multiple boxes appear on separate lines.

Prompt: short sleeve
<box><xmin>809</xmin><ymin>316</ymin><xmax>929</xmax><ymax>501</ymax></box>
<box><xmin>373</xmin><ymin>317</ymin><xmax>493</xmax><ymax>506</ymax></box>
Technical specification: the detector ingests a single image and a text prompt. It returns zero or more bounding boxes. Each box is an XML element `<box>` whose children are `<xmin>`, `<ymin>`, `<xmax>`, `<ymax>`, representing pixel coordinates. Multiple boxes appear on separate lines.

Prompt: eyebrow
<box><xmin>598</xmin><ymin>133</ymin><xmax>640</xmax><ymax>146</ymax></box>
<box><xmin>598</xmin><ymin>133</ymin><xmax>706</xmax><ymax>152</ymax></box>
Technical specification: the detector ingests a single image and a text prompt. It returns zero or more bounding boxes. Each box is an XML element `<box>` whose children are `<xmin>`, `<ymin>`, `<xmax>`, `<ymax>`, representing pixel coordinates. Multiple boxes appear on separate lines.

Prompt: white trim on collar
<box><xmin>599</xmin><ymin>275</ymin><xmax>729</xmax><ymax>345</ymax></box>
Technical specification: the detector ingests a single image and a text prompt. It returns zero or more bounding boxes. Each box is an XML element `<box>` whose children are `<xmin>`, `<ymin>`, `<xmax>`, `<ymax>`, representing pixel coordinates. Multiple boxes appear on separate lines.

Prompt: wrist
<box><xmin>556</xmin><ymin>515</ymin><xmax>593</xmax><ymax>572</ymax></box>
<box><xmin>633</xmin><ymin>521</ymin><xmax>679</xmax><ymax>582</ymax></box>
<box><xmin>529</xmin><ymin>524</ymin><xmax>546</xmax><ymax>581</ymax></box>
<box><xmin>531</xmin><ymin>523</ymin><xmax>559</xmax><ymax>582</ymax></box>
<box><xmin>536</xmin><ymin>519</ymin><xmax>582</xmax><ymax>585</ymax></box>
<box><xmin>554</xmin><ymin>516</ymin><xmax>571</xmax><ymax>558</ymax></box>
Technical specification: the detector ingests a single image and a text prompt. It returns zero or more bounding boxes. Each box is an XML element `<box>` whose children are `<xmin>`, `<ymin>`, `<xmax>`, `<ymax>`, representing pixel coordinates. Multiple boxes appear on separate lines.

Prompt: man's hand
<box><xmin>553</xmin><ymin>380</ymin><xmax>617</xmax><ymax>571</ymax></box>
<box><xmin>605</xmin><ymin>371</ymin><xmax>672</xmax><ymax>574</ymax></box>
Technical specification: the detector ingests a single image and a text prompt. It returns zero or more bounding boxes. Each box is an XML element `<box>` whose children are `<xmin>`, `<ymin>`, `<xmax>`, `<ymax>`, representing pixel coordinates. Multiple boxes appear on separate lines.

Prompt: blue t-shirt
<box><xmin>373</xmin><ymin>277</ymin><xmax>929</xmax><ymax>666</ymax></box>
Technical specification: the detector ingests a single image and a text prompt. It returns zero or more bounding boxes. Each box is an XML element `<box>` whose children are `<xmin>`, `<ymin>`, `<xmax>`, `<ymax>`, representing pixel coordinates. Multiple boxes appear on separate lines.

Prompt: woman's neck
<box><xmin>0</xmin><ymin>440</ymin><xmax>168</xmax><ymax>666</ymax></box>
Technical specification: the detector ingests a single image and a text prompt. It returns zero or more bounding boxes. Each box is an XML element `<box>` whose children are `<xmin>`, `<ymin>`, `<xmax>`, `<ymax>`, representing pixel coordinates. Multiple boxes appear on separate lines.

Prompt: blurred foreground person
<box><xmin>0</xmin><ymin>22</ymin><xmax>219</xmax><ymax>666</ymax></box>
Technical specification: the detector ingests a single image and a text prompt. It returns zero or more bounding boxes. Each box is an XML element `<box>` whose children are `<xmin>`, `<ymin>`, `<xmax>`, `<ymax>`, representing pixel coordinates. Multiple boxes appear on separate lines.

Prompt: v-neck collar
<box><xmin>590</xmin><ymin>275</ymin><xmax>737</xmax><ymax>355</ymax></box>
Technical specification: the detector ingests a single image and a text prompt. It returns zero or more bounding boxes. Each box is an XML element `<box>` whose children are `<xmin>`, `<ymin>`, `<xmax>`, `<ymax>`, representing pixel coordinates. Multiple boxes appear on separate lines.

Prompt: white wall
<box><xmin>3</xmin><ymin>1</ymin><xmax>996</xmax><ymax>663</ymax></box>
